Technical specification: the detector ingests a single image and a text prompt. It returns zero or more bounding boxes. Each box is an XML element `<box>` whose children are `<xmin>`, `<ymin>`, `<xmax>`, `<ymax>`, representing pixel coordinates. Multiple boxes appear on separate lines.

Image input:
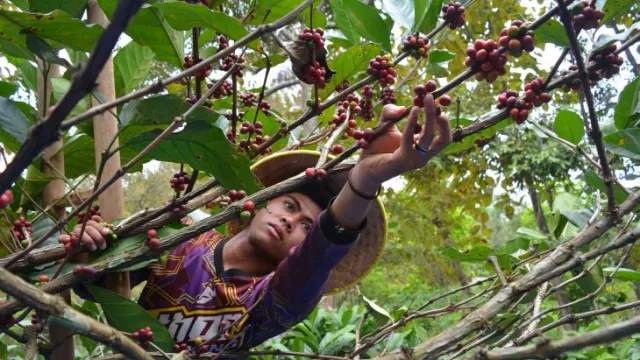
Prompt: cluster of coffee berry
<box><xmin>402</xmin><ymin>34</ymin><xmax>431</xmax><ymax>59</ymax></box>
<box><xmin>173</xmin><ymin>342</ymin><xmax>191</xmax><ymax>354</ymax></box>
<box><xmin>147</xmin><ymin>229</ymin><xmax>160</xmax><ymax>249</ymax></box>
<box><xmin>73</xmin><ymin>265</ymin><xmax>96</xmax><ymax>276</ymax></box>
<box><xmin>331</xmin><ymin>93</ymin><xmax>361</xmax><ymax>126</ymax></box>
<box><xmin>228</xmin><ymin>189</ymin><xmax>247</xmax><ymax>203</ymax></box>
<box><xmin>413</xmin><ymin>80</ymin><xmax>451</xmax><ymax>113</ymax></box>
<box><xmin>12</xmin><ymin>216</ymin><xmax>32</xmax><ymax>245</ymax></box>
<box><xmin>240</xmin><ymin>201</ymin><xmax>255</xmax><ymax>222</ymax></box>
<box><xmin>0</xmin><ymin>189</ymin><xmax>14</xmax><ymax>209</ymax></box>
<box><xmin>358</xmin><ymin>85</ymin><xmax>376</xmax><ymax>121</ymax></box>
<box><xmin>220</xmin><ymin>54</ymin><xmax>245</xmax><ymax>77</ymax></box>
<box><xmin>498</xmin><ymin>20</ymin><xmax>535</xmax><ymax>58</ymax></box>
<box><xmin>303</xmin><ymin>61</ymin><xmax>328</xmax><ymax>87</ymax></box>
<box><xmin>298</xmin><ymin>27</ymin><xmax>325</xmax><ymax>50</ymax></box>
<box><xmin>589</xmin><ymin>44</ymin><xmax>623</xmax><ymax>79</ymax></box>
<box><xmin>239</xmin><ymin>92</ymin><xmax>257</xmax><ymax>106</ymax></box>
<box><xmin>367</xmin><ymin>55</ymin><xmax>397</xmax><ymax>87</ymax></box>
<box><xmin>30</xmin><ymin>313</ymin><xmax>42</xmax><ymax>325</ymax></box>
<box><xmin>379</xmin><ymin>87</ymin><xmax>397</xmax><ymax>105</ymax></box>
<box><xmin>132</xmin><ymin>327</ymin><xmax>155</xmax><ymax>349</ymax></box>
<box><xmin>305</xmin><ymin>168</ymin><xmax>328</xmax><ymax>180</ymax></box>
<box><xmin>571</xmin><ymin>1</ymin><xmax>604</xmax><ymax>32</ymax></box>
<box><xmin>184</xmin><ymin>56</ymin><xmax>212</xmax><ymax>81</ymax></box>
<box><xmin>78</xmin><ymin>205</ymin><xmax>100</xmax><ymax>223</ymax></box>
<box><xmin>524</xmin><ymin>77</ymin><xmax>552</xmax><ymax>107</ymax></box>
<box><xmin>335</xmin><ymin>80</ymin><xmax>350</xmax><ymax>93</ymax></box>
<box><xmin>258</xmin><ymin>100</ymin><xmax>271</xmax><ymax>113</ymax></box>
<box><xmin>441</xmin><ymin>2</ymin><xmax>466</xmax><ymax>30</ymax></box>
<box><xmin>238</xmin><ymin>121</ymin><xmax>272</xmax><ymax>154</ymax></box>
<box><xmin>219</xmin><ymin>35</ymin><xmax>229</xmax><ymax>50</ymax></box>
<box><xmin>170</xmin><ymin>171</ymin><xmax>191</xmax><ymax>193</ymax></box>
<box><xmin>496</xmin><ymin>90</ymin><xmax>531</xmax><ymax>124</ymax></box>
<box><xmin>465</xmin><ymin>40</ymin><xmax>507</xmax><ymax>83</ymax></box>
<box><xmin>208</xmin><ymin>80</ymin><xmax>233</xmax><ymax>99</ymax></box>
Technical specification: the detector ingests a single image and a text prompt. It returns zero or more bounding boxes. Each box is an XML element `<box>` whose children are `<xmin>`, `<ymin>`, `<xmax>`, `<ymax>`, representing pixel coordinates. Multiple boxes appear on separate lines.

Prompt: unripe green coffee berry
<box><xmin>240</xmin><ymin>210</ymin><xmax>252</xmax><ymax>221</ymax></box>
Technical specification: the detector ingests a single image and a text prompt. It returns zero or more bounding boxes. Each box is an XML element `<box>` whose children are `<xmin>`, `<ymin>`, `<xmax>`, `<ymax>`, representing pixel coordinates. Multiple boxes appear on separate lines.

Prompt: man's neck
<box><xmin>222</xmin><ymin>229</ymin><xmax>278</xmax><ymax>276</ymax></box>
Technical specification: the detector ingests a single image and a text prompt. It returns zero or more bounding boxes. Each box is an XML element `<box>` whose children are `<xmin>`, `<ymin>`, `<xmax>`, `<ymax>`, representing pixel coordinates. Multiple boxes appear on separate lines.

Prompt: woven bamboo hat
<box><xmin>227</xmin><ymin>150</ymin><xmax>387</xmax><ymax>295</ymax></box>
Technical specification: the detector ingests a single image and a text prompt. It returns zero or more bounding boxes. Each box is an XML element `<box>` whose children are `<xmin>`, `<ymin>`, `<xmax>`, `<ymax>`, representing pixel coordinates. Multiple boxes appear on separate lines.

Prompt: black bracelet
<box><xmin>347</xmin><ymin>169</ymin><xmax>381</xmax><ymax>200</ymax></box>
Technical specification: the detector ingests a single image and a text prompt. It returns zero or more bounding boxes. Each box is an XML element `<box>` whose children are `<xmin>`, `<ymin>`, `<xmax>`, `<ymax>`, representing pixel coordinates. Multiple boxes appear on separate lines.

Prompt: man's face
<box><xmin>249</xmin><ymin>192</ymin><xmax>322</xmax><ymax>263</ymax></box>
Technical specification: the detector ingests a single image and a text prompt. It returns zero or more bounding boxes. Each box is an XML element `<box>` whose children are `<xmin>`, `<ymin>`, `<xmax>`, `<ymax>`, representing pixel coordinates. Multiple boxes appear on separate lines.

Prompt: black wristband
<box><xmin>347</xmin><ymin>169</ymin><xmax>381</xmax><ymax>200</ymax></box>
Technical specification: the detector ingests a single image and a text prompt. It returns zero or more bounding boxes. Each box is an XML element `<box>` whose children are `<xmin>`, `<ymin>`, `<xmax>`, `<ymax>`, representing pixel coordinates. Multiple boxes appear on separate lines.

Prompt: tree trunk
<box><xmin>39</xmin><ymin>63</ymin><xmax>75</xmax><ymax>360</ymax></box>
<box><xmin>87</xmin><ymin>0</ymin><xmax>130</xmax><ymax>298</ymax></box>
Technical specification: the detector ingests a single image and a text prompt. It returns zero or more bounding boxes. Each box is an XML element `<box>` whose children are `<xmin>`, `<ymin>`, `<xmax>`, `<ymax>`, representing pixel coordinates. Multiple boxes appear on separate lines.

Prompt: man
<box><xmin>63</xmin><ymin>94</ymin><xmax>451</xmax><ymax>355</ymax></box>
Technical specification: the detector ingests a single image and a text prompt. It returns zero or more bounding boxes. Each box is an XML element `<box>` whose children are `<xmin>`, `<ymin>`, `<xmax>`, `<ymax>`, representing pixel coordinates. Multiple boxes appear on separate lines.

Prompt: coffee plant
<box><xmin>0</xmin><ymin>0</ymin><xmax>638</xmax><ymax>359</ymax></box>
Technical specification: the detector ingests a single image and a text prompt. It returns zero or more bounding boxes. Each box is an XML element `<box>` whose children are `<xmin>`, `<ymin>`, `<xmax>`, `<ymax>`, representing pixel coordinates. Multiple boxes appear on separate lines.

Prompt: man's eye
<box><xmin>303</xmin><ymin>223</ymin><xmax>311</xmax><ymax>231</ymax></box>
<box><xmin>284</xmin><ymin>202</ymin><xmax>294</xmax><ymax>210</ymax></box>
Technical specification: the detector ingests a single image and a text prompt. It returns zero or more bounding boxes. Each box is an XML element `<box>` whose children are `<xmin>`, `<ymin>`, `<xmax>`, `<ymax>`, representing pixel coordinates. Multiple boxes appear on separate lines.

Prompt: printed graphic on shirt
<box><xmin>151</xmin><ymin>305</ymin><xmax>247</xmax><ymax>348</ymax></box>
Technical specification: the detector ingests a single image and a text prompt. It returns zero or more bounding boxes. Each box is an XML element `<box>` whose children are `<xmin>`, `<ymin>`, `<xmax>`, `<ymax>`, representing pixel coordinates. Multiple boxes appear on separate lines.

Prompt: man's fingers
<box><xmin>80</xmin><ymin>231</ymin><xmax>97</xmax><ymax>251</ymax></box>
<box><xmin>417</xmin><ymin>94</ymin><xmax>437</xmax><ymax>147</ymax></box>
<box><xmin>402</xmin><ymin>107</ymin><xmax>421</xmax><ymax>150</ymax></box>
<box><xmin>84</xmin><ymin>226</ymin><xmax>107</xmax><ymax>250</ymax></box>
<box><xmin>59</xmin><ymin>234</ymin><xmax>70</xmax><ymax>244</ymax></box>
<box><xmin>436</xmin><ymin>114</ymin><xmax>452</xmax><ymax>147</ymax></box>
<box><xmin>378</xmin><ymin>104</ymin><xmax>407</xmax><ymax>126</ymax></box>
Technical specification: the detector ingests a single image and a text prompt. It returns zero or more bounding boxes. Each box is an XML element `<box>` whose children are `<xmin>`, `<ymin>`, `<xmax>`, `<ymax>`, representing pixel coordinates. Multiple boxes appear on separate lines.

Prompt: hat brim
<box><xmin>229</xmin><ymin>150</ymin><xmax>387</xmax><ymax>295</ymax></box>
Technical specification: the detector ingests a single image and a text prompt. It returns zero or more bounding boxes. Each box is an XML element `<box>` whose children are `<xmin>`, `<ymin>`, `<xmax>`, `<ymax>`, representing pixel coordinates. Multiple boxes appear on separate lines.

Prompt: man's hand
<box><xmin>59</xmin><ymin>217</ymin><xmax>111</xmax><ymax>254</ymax></box>
<box><xmin>352</xmin><ymin>93</ymin><xmax>452</xmax><ymax>191</ymax></box>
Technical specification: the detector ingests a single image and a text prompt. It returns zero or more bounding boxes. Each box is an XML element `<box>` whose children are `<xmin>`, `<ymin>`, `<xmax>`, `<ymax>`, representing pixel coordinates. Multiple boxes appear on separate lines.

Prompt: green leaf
<box><xmin>516</xmin><ymin>227</ymin><xmax>548</xmax><ymax>240</ymax></box>
<box><xmin>253</xmin><ymin>54</ymin><xmax>287</xmax><ymax>69</ymax></box>
<box><xmin>152</xmin><ymin>2</ymin><xmax>262</xmax><ymax>52</ymax></box>
<box><xmin>113</xmin><ymin>41</ymin><xmax>155</xmax><ymax>98</ymax></box>
<box><xmin>361</xmin><ymin>294</ymin><xmax>392</xmax><ymax>321</ymax></box>
<box><xmin>614</xmin><ymin>78</ymin><xmax>640</xmax><ymax>130</ymax></box>
<box><xmin>603</xmin><ymin>128</ymin><xmax>640</xmax><ymax>160</ymax></box>
<box><xmin>329</xmin><ymin>0</ymin><xmax>391</xmax><ymax>50</ymax></box>
<box><xmin>29</xmin><ymin>0</ymin><xmax>88</xmax><ymax>18</ymax></box>
<box><xmin>26</xmin><ymin>33</ymin><xmax>70</xmax><ymax>67</ymax></box>
<box><xmin>593</xmin><ymin>23</ymin><xmax>640</xmax><ymax>53</ymax></box>
<box><xmin>67</xmin><ymin>48</ymin><xmax>89</xmax><ymax>66</ymax></box>
<box><xmin>20</xmin><ymin>165</ymin><xmax>53</xmax><ymax>208</ymax></box>
<box><xmin>318</xmin><ymin>43</ymin><xmax>382</xmax><ymax>100</ymax></box>
<box><xmin>535</xmin><ymin>19</ymin><xmax>570</xmax><ymax>47</ymax></box>
<box><xmin>574</xmin><ymin>268</ymin><xmax>600</xmax><ymax>293</ymax></box>
<box><xmin>55</xmin><ymin>134</ymin><xmax>95</xmax><ymax>178</ymax></box>
<box><xmin>0</xmin><ymin>81</ymin><xmax>18</xmax><ymax>97</ymax></box>
<box><xmin>50</xmin><ymin>77</ymin><xmax>91</xmax><ymax>117</ymax></box>
<box><xmin>554</xmin><ymin>110</ymin><xmax>585</xmax><ymax>145</ymax></box>
<box><xmin>246</xmin><ymin>0</ymin><xmax>305</xmax><ymax>25</ymax></box>
<box><xmin>599</xmin><ymin>0</ymin><xmax>638</xmax><ymax>24</ymax></box>
<box><xmin>0</xmin><ymin>97</ymin><xmax>31</xmax><ymax>152</ymax></box>
<box><xmin>561</xmin><ymin>209</ymin><xmax>593</xmax><ymax>229</ymax></box>
<box><xmin>416</xmin><ymin>0</ymin><xmax>443</xmax><ymax>34</ymax></box>
<box><xmin>0</xmin><ymin>9</ymin><xmax>103</xmax><ymax>54</ymax></box>
<box><xmin>98</xmin><ymin>0</ymin><xmax>185</xmax><ymax>68</ymax></box>
<box><xmin>123</xmin><ymin>120</ymin><xmax>262</xmax><ymax>195</ymax></box>
<box><xmin>442</xmin><ymin>246</ymin><xmax>493</xmax><ymax>262</ymax></box>
<box><xmin>85</xmin><ymin>283</ymin><xmax>176</xmax><ymax>352</ymax></box>
<box><xmin>428</xmin><ymin>50</ymin><xmax>455</xmax><ymax>63</ymax></box>
<box><xmin>381</xmin><ymin>0</ymin><xmax>414</xmax><ymax>29</ymax></box>
<box><xmin>19</xmin><ymin>59</ymin><xmax>39</xmax><ymax>93</ymax></box>
<box><xmin>119</xmin><ymin>94</ymin><xmax>224</xmax><ymax>129</ymax></box>
<box><xmin>584</xmin><ymin>170</ymin><xmax>634</xmax><ymax>209</ymax></box>
<box><xmin>504</xmin><ymin>237</ymin><xmax>530</xmax><ymax>254</ymax></box>
<box><xmin>602</xmin><ymin>267</ymin><xmax>640</xmax><ymax>281</ymax></box>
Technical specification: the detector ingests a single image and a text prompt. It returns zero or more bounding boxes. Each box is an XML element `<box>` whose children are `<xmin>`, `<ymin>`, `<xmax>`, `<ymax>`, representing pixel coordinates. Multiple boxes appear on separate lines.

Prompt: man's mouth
<box><xmin>268</xmin><ymin>223</ymin><xmax>284</xmax><ymax>241</ymax></box>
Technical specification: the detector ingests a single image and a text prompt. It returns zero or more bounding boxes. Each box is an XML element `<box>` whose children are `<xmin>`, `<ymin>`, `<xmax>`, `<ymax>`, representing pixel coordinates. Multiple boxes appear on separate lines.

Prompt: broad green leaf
<box><xmin>318</xmin><ymin>324</ymin><xmax>355</xmax><ymax>352</ymax></box>
<box><xmin>593</xmin><ymin>23</ymin><xmax>640</xmax><ymax>53</ymax></box>
<box><xmin>29</xmin><ymin>0</ymin><xmax>88</xmax><ymax>18</ymax></box>
<box><xmin>26</xmin><ymin>33</ymin><xmax>70</xmax><ymax>68</ymax></box>
<box><xmin>602</xmin><ymin>267</ymin><xmax>640</xmax><ymax>281</ymax></box>
<box><xmin>253</xmin><ymin>54</ymin><xmax>288</xmax><ymax>69</ymax></box>
<box><xmin>50</xmin><ymin>77</ymin><xmax>91</xmax><ymax>117</ymax></box>
<box><xmin>550</xmin><ymin>211</ymin><xmax>569</xmax><ymax>240</ymax></box>
<box><xmin>246</xmin><ymin>0</ymin><xmax>305</xmax><ymax>25</ymax></box>
<box><xmin>85</xmin><ymin>283</ymin><xmax>176</xmax><ymax>352</ymax></box>
<box><xmin>599</xmin><ymin>0</ymin><xmax>637</xmax><ymax>24</ymax></box>
<box><xmin>55</xmin><ymin>134</ymin><xmax>95</xmax><ymax>178</ymax></box>
<box><xmin>113</xmin><ymin>41</ymin><xmax>155</xmax><ymax>98</ymax></box>
<box><xmin>19</xmin><ymin>59</ymin><xmax>39</xmax><ymax>93</ymax></box>
<box><xmin>67</xmin><ymin>48</ymin><xmax>89</xmax><ymax>66</ymax></box>
<box><xmin>300</xmin><ymin>1</ymin><xmax>327</xmax><ymax>30</ymax></box>
<box><xmin>31</xmin><ymin>216</ymin><xmax>61</xmax><ymax>248</ymax></box>
<box><xmin>603</xmin><ymin>128</ymin><xmax>640</xmax><ymax>160</ymax></box>
<box><xmin>0</xmin><ymin>97</ymin><xmax>31</xmax><ymax>152</ymax></box>
<box><xmin>318</xmin><ymin>43</ymin><xmax>382</xmax><ymax>100</ymax></box>
<box><xmin>535</xmin><ymin>19</ymin><xmax>570</xmax><ymax>47</ymax></box>
<box><xmin>98</xmin><ymin>0</ymin><xmax>185</xmax><ymax>68</ymax></box>
<box><xmin>381</xmin><ymin>0</ymin><xmax>414</xmax><ymax>29</ymax></box>
<box><xmin>0</xmin><ymin>9</ymin><xmax>103</xmax><ymax>54</ymax></box>
<box><xmin>90</xmin><ymin>226</ymin><xmax>177</xmax><ymax>265</ymax></box>
<box><xmin>362</xmin><ymin>294</ymin><xmax>392</xmax><ymax>321</ymax></box>
<box><xmin>614</xmin><ymin>78</ymin><xmax>640</xmax><ymax>130</ymax></box>
<box><xmin>554</xmin><ymin>110</ymin><xmax>585</xmax><ymax>145</ymax></box>
<box><xmin>442</xmin><ymin>246</ymin><xmax>493</xmax><ymax>262</ymax></box>
<box><xmin>329</xmin><ymin>0</ymin><xmax>391</xmax><ymax>51</ymax></box>
<box><xmin>416</xmin><ymin>0</ymin><xmax>443</xmax><ymax>34</ymax></box>
<box><xmin>0</xmin><ymin>81</ymin><xmax>17</xmax><ymax>97</ymax></box>
<box><xmin>560</xmin><ymin>209</ymin><xmax>593</xmax><ymax>229</ymax></box>
<box><xmin>553</xmin><ymin>192</ymin><xmax>581</xmax><ymax>212</ymax></box>
<box><xmin>118</xmin><ymin>94</ymin><xmax>224</xmax><ymax>129</ymax></box>
<box><xmin>20</xmin><ymin>165</ymin><xmax>52</xmax><ymax>208</ymax></box>
<box><xmin>123</xmin><ymin>120</ymin><xmax>262</xmax><ymax>195</ymax></box>
<box><xmin>584</xmin><ymin>170</ymin><xmax>634</xmax><ymax>209</ymax></box>
<box><xmin>516</xmin><ymin>227</ymin><xmax>548</xmax><ymax>240</ymax></box>
<box><xmin>327</xmin><ymin>36</ymin><xmax>353</xmax><ymax>48</ymax></box>
<box><xmin>428</xmin><ymin>49</ymin><xmax>455</xmax><ymax>63</ymax></box>
<box><xmin>152</xmin><ymin>2</ymin><xmax>262</xmax><ymax>51</ymax></box>
<box><xmin>573</xmin><ymin>266</ymin><xmax>600</xmax><ymax>293</ymax></box>
<box><xmin>504</xmin><ymin>237</ymin><xmax>530</xmax><ymax>254</ymax></box>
